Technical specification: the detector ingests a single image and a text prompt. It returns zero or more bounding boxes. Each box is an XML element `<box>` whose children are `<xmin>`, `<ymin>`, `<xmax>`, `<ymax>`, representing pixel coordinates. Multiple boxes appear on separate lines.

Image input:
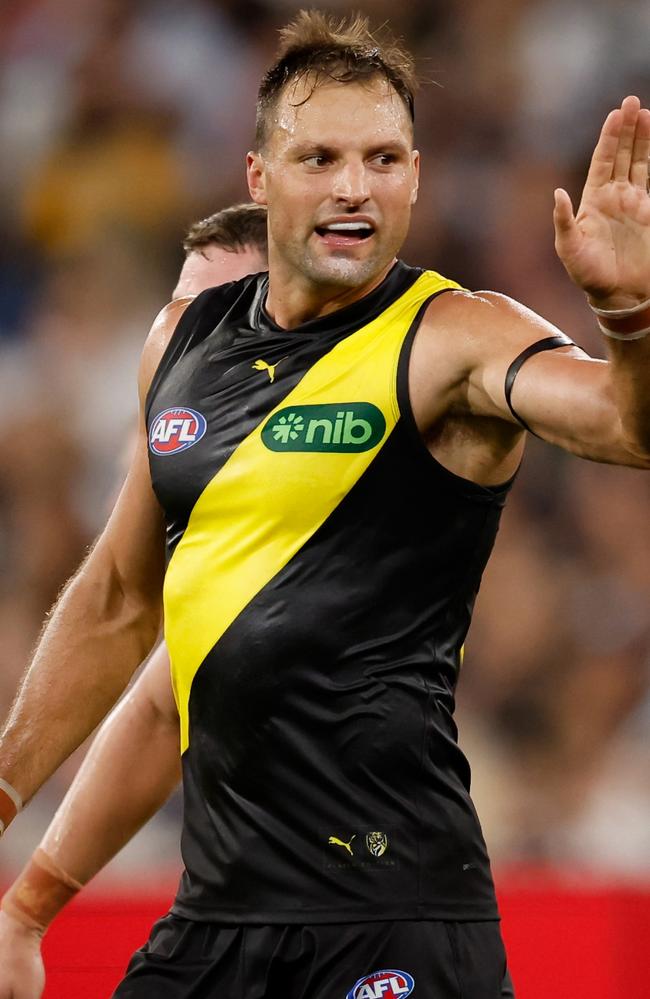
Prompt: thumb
<box><xmin>553</xmin><ymin>188</ymin><xmax>576</xmax><ymax>236</ymax></box>
<box><xmin>553</xmin><ymin>189</ymin><xmax>582</xmax><ymax>264</ymax></box>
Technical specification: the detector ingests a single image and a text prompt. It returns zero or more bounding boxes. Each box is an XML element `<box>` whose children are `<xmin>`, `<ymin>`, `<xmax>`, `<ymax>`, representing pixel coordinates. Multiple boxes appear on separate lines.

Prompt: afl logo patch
<box><xmin>346</xmin><ymin>969</ymin><xmax>415</xmax><ymax>999</ymax></box>
<box><xmin>149</xmin><ymin>407</ymin><xmax>207</xmax><ymax>455</ymax></box>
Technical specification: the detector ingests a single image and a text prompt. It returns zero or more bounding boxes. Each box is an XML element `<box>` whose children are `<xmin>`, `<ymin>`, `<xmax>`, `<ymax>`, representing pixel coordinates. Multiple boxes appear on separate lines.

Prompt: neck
<box><xmin>264</xmin><ymin>258</ymin><xmax>397</xmax><ymax>330</ymax></box>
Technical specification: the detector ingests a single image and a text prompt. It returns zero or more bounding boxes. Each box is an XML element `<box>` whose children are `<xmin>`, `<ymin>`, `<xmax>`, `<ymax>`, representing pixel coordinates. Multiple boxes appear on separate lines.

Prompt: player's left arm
<box><xmin>463</xmin><ymin>95</ymin><xmax>650</xmax><ymax>467</ymax></box>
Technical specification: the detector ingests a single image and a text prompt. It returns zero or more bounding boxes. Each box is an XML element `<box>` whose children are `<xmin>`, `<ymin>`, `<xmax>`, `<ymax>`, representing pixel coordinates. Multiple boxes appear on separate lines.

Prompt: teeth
<box><xmin>324</xmin><ymin>221</ymin><xmax>373</xmax><ymax>231</ymax></box>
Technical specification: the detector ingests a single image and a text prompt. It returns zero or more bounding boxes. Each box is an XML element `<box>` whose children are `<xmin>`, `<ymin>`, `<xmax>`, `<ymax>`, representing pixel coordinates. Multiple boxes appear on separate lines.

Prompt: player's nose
<box><xmin>331</xmin><ymin>160</ymin><xmax>370</xmax><ymax>204</ymax></box>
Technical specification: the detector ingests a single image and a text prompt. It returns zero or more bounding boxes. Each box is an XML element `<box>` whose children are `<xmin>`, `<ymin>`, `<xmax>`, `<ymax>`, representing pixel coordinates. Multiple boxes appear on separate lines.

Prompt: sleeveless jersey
<box><xmin>146</xmin><ymin>261</ymin><xmax>512</xmax><ymax>924</ymax></box>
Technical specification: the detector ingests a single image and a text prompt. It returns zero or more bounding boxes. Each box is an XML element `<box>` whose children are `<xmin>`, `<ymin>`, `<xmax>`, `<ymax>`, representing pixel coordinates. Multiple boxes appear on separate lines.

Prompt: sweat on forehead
<box><xmin>266</xmin><ymin>75</ymin><xmax>414</xmax><ymax>147</ymax></box>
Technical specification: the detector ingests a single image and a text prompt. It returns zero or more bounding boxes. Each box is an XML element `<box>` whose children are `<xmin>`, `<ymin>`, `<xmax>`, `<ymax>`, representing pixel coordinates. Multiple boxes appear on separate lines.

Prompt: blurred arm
<box><xmin>40</xmin><ymin>641</ymin><xmax>180</xmax><ymax>885</ymax></box>
<box><xmin>0</xmin><ymin>643</ymin><xmax>179</xmax><ymax>999</ymax></box>
<box><xmin>0</xmin><ymin>642</ymin><xmax>179</xmax><ymax>942</ymax></box>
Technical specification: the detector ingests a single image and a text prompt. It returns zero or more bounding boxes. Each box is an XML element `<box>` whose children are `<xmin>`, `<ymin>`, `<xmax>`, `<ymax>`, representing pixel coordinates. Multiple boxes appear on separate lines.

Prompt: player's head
<box><xmin>172</xmin><ymin>203</ymin><xmax>268</xmax><ymax>300</ymax></box>
<box><xmin>246</xmin><ymin>10</ymin><xmax>419</xmax><ymax>294</ymax></box>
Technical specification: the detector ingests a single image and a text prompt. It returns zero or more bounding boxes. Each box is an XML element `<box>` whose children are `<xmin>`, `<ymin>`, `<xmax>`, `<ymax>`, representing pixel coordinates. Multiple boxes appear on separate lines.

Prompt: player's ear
<box><xmin>247</xmin><ymin>152</ymin><xmax>268</xmax><ymax>206</ymax></box>
<box><xmin>410</xmin><ymin>150</ymin><xmax>420</xmax><ymax>205</ymax></box>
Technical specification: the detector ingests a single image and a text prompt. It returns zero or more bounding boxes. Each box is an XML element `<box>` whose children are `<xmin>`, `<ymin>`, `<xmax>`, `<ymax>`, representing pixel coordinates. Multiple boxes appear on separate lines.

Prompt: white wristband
<box><xmin>0</xmin><ymin>778</ymin><xmax>23</xmax><ymax>835</ymax></box>
<box><xmin>596</xmin><ymin>321</ymin><xmax>650</xmax><ymax>341</ymax></box>
<box><xmin>0</xmin><ymin>778</ymin><xmax>22</xmax><ymax>812</ymax></box>
<box><xmin>589</xmin><ymin>297</ymin><xmax>650</xmax><ymax>318</ymax></box>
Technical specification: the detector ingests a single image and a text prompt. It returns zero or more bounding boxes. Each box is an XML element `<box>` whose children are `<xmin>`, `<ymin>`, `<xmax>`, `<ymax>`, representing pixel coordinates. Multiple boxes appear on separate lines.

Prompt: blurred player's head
<box><xmin>173</xmin><ymin>202</ymin><xmax>268</xmax><ymax>300</ymax></box>
<box><xmin>247</xmin><ymin>10</ymin><xmax>419</xmax><ymax>294</ymax></box>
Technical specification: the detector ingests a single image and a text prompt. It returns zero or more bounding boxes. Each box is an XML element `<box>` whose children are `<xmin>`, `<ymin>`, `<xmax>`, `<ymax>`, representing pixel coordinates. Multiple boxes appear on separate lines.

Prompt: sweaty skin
<box><xmin>0</xmin><ymin>76</ymin><xmax>649</xmax><ymax>999</ymax></box>
<box><xmin>248</xmin><ymin>79</ymin><xmax>419</xmax><ymax>326</ymax></box>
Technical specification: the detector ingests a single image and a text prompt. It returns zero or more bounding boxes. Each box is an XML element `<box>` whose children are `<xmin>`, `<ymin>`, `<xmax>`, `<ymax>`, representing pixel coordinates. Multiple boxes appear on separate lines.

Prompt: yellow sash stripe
<box><xmin>163</xmin><ymin>271</ymin><xmax>460</xmax><ymax>751</ymax></box>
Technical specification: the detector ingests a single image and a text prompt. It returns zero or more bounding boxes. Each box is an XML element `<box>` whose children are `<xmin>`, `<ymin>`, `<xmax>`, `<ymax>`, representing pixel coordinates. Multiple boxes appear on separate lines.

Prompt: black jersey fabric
<box><xmin>146</xmin><ymin>261</ymin><xmax>512</xmax><ymax>924</ymax></box>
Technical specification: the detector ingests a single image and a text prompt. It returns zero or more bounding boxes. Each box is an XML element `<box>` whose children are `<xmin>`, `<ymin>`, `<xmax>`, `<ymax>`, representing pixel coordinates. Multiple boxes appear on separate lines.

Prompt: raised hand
<box><xmin>553</xmin><ymin>95</ymin><xmax>650</xmax><ymax>309</ymax></box>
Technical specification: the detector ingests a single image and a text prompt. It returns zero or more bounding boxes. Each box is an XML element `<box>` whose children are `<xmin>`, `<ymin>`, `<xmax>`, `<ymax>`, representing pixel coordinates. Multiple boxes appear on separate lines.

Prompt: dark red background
<box><xmin>31</xmin><ymin>869</ymin><xmax>650</xmax><ymax>998</ymax></box>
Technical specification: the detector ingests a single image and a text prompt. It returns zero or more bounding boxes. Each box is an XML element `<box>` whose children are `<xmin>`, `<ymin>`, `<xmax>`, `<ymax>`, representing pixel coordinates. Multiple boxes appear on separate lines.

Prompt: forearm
<box><xmin>0</xmin><ymin>648</ymin><xmax>180</xmax><ymax>935</ymax></box>
<box><xmin>0</xmin><ymin>551</ymin><xmax>161</xmax><ymax>807</ymax></box>
<box><xmin>40</xmin><ymin>666</ymin><xmax>181</xmax><ymax>884</ymax></box>
<box><xmin>467</xmin><ymin>289</ymin><xmax>650</xmax><ymax>468</ymax></box>
<box><xmin>594</xmin><ymin>306</ymin><xmax>650</xmax><ymax>461</ymax></box>
<box><xmin>0</xmin><ymin>726</ymin><xmax>176</xmax><ymax>934</ymax></box>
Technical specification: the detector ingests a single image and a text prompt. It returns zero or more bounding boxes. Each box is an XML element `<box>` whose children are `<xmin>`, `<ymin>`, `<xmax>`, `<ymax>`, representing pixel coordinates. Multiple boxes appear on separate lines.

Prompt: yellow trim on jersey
<box><xmin>163</xmin><ymin>270</ymin><xmax>461</xmax><ymax>751</ymax></box>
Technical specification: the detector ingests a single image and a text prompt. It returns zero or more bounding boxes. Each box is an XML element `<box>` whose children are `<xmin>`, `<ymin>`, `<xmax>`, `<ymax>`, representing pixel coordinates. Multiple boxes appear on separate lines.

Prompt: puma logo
<box><xmin>252</xmin><ymin>358</ymin><xmax>284</xmax><ymax>383</ymax></box>
<box><xmin>328</xmin><ymin>834</ymin><xmax>356</xmax><ymax>856</ymax></box>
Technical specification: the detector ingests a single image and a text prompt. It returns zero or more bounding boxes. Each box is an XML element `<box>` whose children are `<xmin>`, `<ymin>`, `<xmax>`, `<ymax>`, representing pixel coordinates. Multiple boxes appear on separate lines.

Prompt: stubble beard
<box><xmin>295</xmin><ymin>240</ymin><xmax>385</xmax><ymax>292</ymax></box>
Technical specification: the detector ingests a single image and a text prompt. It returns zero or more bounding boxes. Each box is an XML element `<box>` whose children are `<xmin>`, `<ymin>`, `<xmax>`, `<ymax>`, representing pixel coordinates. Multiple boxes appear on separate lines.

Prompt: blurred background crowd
<box><xmin>0</xmin><ymin>0</ymin><xmax>648</xmax><ymax>887</ymax></box>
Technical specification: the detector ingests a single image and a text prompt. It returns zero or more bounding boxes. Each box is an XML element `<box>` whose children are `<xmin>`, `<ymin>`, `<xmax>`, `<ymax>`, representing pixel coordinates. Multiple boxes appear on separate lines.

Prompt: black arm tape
<box><xmin>504</xmin><ymin>334</ymin><xmax>574</xmax><ymax>436</ymax></box>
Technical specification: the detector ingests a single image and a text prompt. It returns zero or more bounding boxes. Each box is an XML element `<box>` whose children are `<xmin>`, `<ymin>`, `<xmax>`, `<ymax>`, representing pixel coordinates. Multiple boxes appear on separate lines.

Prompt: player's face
<box><xmin>247</xmin><ymin>78</ymin><xmax>419</xmax><ymax>292</ymax></box>
<box><xmin>172</xmin><ymin>244</ymin><xmax>267</xmax><ymax>300</ymax></box>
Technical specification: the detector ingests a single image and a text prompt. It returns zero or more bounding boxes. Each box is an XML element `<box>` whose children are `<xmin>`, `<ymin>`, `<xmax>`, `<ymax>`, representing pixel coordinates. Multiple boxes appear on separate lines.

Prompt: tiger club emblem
<box><xmin>366</xmin><ymin>831</ymin><xmax>388</xmax><ymax>858</ymax></box>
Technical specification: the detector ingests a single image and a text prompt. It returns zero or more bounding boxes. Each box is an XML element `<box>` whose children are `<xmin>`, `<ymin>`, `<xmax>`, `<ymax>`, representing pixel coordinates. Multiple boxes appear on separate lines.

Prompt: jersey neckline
<box><xmin>252</xmin><ymin>260</ymin><xmax>422</xmax><ymax>340</ymax></box>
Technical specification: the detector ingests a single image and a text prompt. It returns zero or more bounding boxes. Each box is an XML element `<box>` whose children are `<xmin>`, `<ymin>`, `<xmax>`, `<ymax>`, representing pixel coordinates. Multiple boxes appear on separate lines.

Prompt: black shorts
<box><xmin>112</xmin><ymin>913</ymin><xmax>515</xmax><ymax>998</ymax></box>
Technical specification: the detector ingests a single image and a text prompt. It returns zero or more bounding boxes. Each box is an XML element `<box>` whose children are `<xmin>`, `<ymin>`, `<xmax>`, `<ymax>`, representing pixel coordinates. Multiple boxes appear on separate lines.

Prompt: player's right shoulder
<box><xmin>138</xmin><ymin>297</ymin><xmax>193</xmax><ymax>403</ymax></box>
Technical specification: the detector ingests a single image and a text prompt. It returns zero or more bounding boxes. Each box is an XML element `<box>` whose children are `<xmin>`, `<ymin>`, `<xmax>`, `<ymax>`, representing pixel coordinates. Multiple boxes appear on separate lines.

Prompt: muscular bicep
<box><xmin>466</xmin><ymin>292</ymin><xmax>646</xmax><ymax>466</ymax></box>
<box><xmin>503</xmin><ymin>348</ymin><xmax>635</xmax><ymax>463</ymax></box>
<box><xmin>94</xmin><ymin>421</ymin><xmax>166</xmax><ymax>614</ymax></box>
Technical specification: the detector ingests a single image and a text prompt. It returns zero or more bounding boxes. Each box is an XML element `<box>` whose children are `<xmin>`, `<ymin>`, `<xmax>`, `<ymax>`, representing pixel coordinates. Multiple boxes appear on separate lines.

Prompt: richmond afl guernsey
<box><xmin>146</xmin><ymin>261</ymin><xmax>511</xmax><ymax>923</ymax></box>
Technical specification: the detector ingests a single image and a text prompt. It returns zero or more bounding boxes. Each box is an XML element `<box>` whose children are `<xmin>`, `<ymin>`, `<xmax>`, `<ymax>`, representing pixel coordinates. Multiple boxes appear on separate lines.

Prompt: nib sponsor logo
<box><xmin>262</xmin><ymin>403</ymin><xmax>385</xmax><ymax>453</ymax></box>
<box><xmin>149</xmin><ymin>408</ymin><xmax>207</xmax><ymax>455</ymax></box>
<box><xmin>346</xmin><ymin>969</ymin><xmax>415</xmax><ymax>999</ymax></box>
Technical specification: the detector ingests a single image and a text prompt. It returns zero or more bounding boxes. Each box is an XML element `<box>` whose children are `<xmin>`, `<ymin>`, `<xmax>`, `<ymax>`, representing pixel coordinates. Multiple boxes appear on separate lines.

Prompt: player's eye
<box><xmin>303</xmin><ymin>155</ymin><xmax>330</xmax><ymax>168</ymax></box>
<box><xmin>371</xmin><ymin>153</ymin><xmax>396</xmax><ymax>166</ymax></box>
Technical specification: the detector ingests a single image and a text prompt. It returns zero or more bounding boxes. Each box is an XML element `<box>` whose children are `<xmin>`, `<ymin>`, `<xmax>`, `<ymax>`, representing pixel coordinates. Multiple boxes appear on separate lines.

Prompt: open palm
<box><xmin>554</xmin><ymin>95</ymin><xmax>650</xmax><ymax>308</ymax></box>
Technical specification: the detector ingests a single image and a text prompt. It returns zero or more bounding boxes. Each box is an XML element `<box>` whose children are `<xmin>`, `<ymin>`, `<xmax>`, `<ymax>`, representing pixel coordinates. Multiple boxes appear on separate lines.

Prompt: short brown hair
<box><xmin>256</xmin><ymin>9</ymin><xmax>417</xmax><ymax>148</ymax></box>
<box><xmin>182</xmin><ymin>203</ymin><xmax>268</xmax><ymax>258</ymax></box>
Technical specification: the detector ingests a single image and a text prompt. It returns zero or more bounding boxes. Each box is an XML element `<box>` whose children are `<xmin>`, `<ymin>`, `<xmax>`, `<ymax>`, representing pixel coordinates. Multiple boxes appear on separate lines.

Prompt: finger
<box><xmin>613</xmin><ymin>95</ymin><xmax>641</xmax><ymax>181</ymax></box>
<box><xmin>584</xmin><ymin>108</ymin><xmax>622</xmax><ymax>188</ymax></box>
<box><xmin>629</xmin><ymin>107</ymin><xmax>650</xmax><ymax>189</ymax></box>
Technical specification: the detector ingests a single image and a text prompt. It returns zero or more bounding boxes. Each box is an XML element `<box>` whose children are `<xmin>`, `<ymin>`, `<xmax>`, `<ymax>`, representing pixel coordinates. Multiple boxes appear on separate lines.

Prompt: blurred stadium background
<box><xmin>0</xmin><ymin>1</ymin><xmax>648</xmax><ymax>996</ymax></box>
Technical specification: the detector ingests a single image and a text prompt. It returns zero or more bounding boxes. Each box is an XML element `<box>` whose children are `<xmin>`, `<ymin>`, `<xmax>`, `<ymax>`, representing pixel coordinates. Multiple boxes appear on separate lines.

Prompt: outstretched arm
<box><xmin>0</xmin><ymin>644</ymin><xmax>180</xmax><ymax>999</ymax></box>
<box><xmin>500</xmin><ymin>96</ymin><xmax>650</xmax><ymax>462</ymax></box>
<box><xmin>549</xmin><ymin>94</ymin><xmax>650</xmax><ymax>458</ymax></box>
<box><xmin>421</xmin><ymin>96</ymin><xmax>650</xmax><ymax>470</ymax></box>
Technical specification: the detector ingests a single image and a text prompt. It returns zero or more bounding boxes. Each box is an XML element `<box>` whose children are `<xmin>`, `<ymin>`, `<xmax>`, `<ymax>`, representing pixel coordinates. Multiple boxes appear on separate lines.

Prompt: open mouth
<box><xmin>314</xmin><ymin>221</ymin><xmax>375</xmax><ymax>245</ymax></box>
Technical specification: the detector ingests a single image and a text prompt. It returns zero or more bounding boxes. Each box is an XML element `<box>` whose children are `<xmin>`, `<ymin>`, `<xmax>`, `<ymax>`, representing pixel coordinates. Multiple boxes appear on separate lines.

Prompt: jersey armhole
<box><xmin>396</xmin><ymin>289</ymin><xmax>515</xmax><ymax>502</ymax></box>
<box><xmin>144</xmin><ymin>287</ymin><xmax>225</xmax><ymax>424</ymax></box>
